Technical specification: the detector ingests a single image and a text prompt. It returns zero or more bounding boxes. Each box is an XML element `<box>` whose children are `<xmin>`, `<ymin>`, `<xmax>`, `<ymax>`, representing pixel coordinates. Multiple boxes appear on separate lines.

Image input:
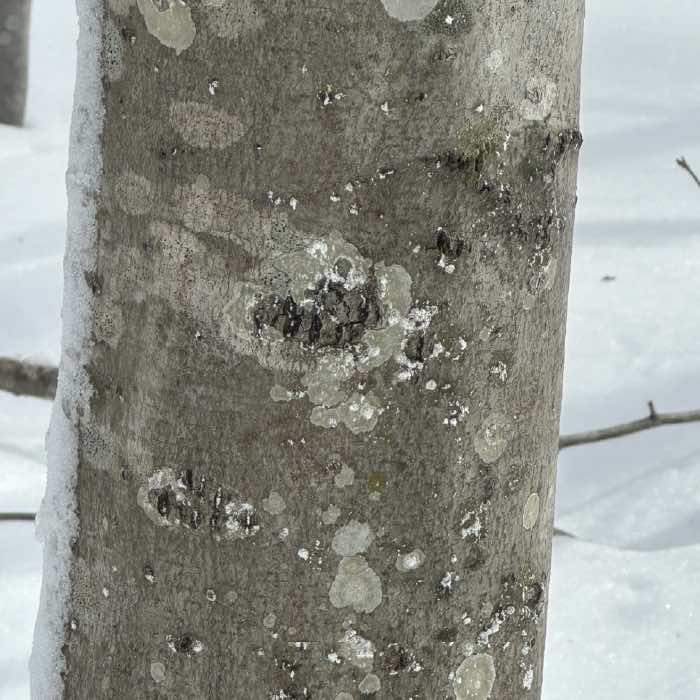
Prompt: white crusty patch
<box><xmin>170</xmin><ymin>101</ymin><xmax>245</xmax><ymax>149</ymax></box>
<box><xmin>395</xmin><ymin>548</ymin><xmax>426</xmax><ymax>573</ymax></box>
<box><xmin>337</xmin><ymin>629</ymin><xmax>376</xmax><ymax>671</ymax></box>
<box><xmin>137</xmin><ymin>0</ymin><xmax>196</xmax><ymax>55</ymax></box>
<box><xmin>453</xmin><ymin>654</ymin><xmax>496</xmax><ymax>699</ymax></box>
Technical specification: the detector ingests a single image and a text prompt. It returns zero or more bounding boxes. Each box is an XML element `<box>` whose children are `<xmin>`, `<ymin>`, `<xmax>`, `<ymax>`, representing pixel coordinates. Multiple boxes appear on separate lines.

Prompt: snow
<box><xmin>1</xmin><ymin>0</ymin><xmax>699</xmax><ymax>698</ymax></box>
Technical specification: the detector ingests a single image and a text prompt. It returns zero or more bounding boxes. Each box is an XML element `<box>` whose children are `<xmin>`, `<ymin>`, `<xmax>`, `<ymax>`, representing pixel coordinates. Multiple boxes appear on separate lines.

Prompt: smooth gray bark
<box><xmin>47</xmin><ymin>1</ymin><xmax>584</xmax><ymax>697</ymax></box>
<box><xmin>0</xmin><ymin>0</ymin><xmax>31</xmax><ymax>126</ymax></box>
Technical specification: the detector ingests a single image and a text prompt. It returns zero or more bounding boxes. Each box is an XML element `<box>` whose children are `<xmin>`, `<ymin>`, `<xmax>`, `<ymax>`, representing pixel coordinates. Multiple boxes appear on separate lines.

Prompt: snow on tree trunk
<box><xmin>0</xmin><ymin>0</ymin><xmax>31</xmax><ymax>126</ymax></box>
<box><xmin>33</xmin><ymin>0</ymin><xmax>584</xmax><ymax>697</ymax></box>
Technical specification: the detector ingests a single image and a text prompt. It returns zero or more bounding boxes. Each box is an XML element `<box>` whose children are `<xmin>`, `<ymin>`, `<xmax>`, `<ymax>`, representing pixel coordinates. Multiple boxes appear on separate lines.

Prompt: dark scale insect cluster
<box><xmin>147</xmin><ymin>468</ymin><xmax>260</xmax><ymax>540</ymax></box>
<box><xmin>253</xmin><ymin>266</ymin><xmax>383</xmax><ymax>350</ymax></box>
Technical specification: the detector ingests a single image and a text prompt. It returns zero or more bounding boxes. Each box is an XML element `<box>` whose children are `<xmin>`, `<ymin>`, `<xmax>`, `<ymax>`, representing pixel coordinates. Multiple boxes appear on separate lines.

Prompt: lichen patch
<box><xmin>170</xmin><ymin>101</ymin><xmax>245</xmax><ymax>149</ymax></box>
<box><xmin>262</xmin><ymin>491</ymin><xmax>286</xmax><ymax>516</ymax></box>
<box><xmin>474</xmin><ymin>413</ymin><xmax>514</xmax><ymax>464</ymax></box>
<box><xmin>332</xmin><ymin>521</ymin><xmax>374</xmax><ymax>557</ymax></box>
<box><xmin>453</xmin><ymin>654</ymin><xmax>496</xmax><ymax>700</ymax></box>
<box><xmin>522</xmin><ymin>492</ymin><xmax>540</xmax><ymax>531</ymax></box>
<box><xmin>380</xmin><ymin>0</ymin><xmax>440</xmax><ymax>21</ymax></box>
<box><xmin>329</xmin><ymin>556</ymin><xmax>382</xmax><ymax>614</ymax></box>
<box><xmin>137</xmin><ymin>0</ymin><xmax>196</xmax><ymax>55</ymax></box>
<box><xmin>359</xmin><ymin>673</ymin><xmax>381</xmax><ymax>694</ymax></box>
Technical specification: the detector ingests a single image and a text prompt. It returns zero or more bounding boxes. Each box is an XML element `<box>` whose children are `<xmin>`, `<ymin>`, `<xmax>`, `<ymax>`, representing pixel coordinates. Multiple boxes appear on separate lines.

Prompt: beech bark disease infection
<box><xmin>32</xmin><ymin>1</ymin><xmax>585</xmax><ymax>698</ymax></box>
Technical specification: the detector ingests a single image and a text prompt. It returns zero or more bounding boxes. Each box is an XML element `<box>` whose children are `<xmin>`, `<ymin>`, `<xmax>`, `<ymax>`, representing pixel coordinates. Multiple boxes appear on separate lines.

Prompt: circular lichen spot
<box><xmin>522</xmin><ymin>492</ymin><xmax>540</xmax><ymax>531</ymax></box>
<box><xmin>474</xmin><ymin>413</ymin><xmax>514</xmax><ymax>464</ymax></box>
<box><xmin>150</xmin><ymin>661</ymin><xmax>166</xmax><ymax>683</ymax></box>
<box><xmin>329</xmin><ymin>556</ymin><xmax>383</xmax><ymax>614</ymax></box>
<box><xmin>262</xmin><ymin>491</ymin><xmax>286</xmax><ymax>516</ymax></box>
<box><xmin>332</xmin><ymin>521</ymin><xmax>374</xmax><ymax>557</ymax></box>
<box><xmin>170</xmin><ymin>101</ymin><xmax>245</xmax><ymax>149</ymax></box>
<box><xmin>453</xmin><ymin>654</ymin><xmax>496</xmax><ymax>699</ymax></box>
<box><xmin>359</xmin><ymin>673</ymin><xmax>381</xmax><ymax>695</ymax></box>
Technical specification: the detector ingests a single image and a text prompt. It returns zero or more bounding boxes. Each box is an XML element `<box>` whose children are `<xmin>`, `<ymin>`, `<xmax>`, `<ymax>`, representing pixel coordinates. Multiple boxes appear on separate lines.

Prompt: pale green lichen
<box><xmin>329</xmin><ymin>556</ymin><xmax>382</xmax><ymax>614</ymax></box>
<box><xmin>522</xmin><ymin>492</ymin><xmax>540</xmax><ymax>530</ymax></box>
<box><xmin>358</xmin><ymin>673</ymin><xmax>381</xmax><ymax>694</ymax></box>
<box><xmin>332</xmin><ymin>521</ymin><xmax>374</xmax><ymax>557</ymax></box>
<box><xmin>262</xmin><ymin>491</ymin><xmax>286</xmax><ymax>516</ymax></box>
<box><xmin>170</xmin><ymin>101</ymin><xmax>245</xmax><ymax>149</ymax></box>
<box><xmin>474</xmin><ymin>413</ymin><xmax>514</xmax><ymax>464</ymax></box>
<box><xmin>114</xmin><ymin>170</ymin><xmax>153</xmax><ymax>216</ymax></box>
<box><xmin>453</xmin><ymin>654</ymin><xmax>496</xmax><ymax>699</ymax></box>
<box><xmin>137</xmin><ymin>0</ymin><xmax>196</xmax><ymax>55</ymax></box>
<box><xmin>457</xmin><ymin>118</ymin><xmax>504</xmax><ymax>162</ymax></box>
<box><xmin>380</xmin><ymin>0</ymin><xmax>440</xmax><ymax>21</ymax></box>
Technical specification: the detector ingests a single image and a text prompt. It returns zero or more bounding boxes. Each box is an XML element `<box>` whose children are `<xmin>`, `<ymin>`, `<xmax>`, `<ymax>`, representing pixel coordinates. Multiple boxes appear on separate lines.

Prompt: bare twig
<box><xmin>0</xmin><ymin>512</ymin><xmax>35</xmax><ymax>522</ymax></box>
<box><xmin>676</xmin><ymin>156</ymin><xmax>700</xmax><ymax>188</ymax></box>
<box><xmin>559</xmin><ymin>401</ymin><xmax>700</xmax><ymax>450</ymax></box>
<box><xmin>0</xmin><ymin>357</ymin><xmax>57</xmax><ymax>400</ymax></box>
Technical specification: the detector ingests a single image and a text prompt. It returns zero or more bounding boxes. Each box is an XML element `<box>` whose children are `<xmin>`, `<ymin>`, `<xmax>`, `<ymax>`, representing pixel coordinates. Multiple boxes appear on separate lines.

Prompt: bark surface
<box><xmin>0</xmin><ymin>0</ymin><xmax>31</xmax><ymax>126</ymax></box>
<box><xmin>56</xmin><ymin>1</ymin><xmax>583</xmax><ymax>697</ymax></box>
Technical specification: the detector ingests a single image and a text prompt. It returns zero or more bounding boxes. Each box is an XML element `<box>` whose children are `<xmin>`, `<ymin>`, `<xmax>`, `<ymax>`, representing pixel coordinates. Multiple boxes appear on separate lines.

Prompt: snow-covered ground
<box><xmin>1</xmin><ymin>1</ymin><xmax>699</xmax><ymax>698</ymax></box>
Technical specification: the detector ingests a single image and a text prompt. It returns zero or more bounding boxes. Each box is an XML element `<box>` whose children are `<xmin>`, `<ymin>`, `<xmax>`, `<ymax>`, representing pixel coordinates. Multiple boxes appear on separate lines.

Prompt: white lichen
<box><xmin>337</xmin><ymin>629</ymin><xmax>375</xmax><ymax>671</ymax></box>
<box><xmin>395</xmin><ymin>548</ymin><xmax>426</xmax><ymax>573</ymax></box>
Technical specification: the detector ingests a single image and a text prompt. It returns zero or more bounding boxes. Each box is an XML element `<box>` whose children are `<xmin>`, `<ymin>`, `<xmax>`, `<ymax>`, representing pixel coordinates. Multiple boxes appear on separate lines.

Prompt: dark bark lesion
<box><xmin>252</xmin><ymin>270</ymin><xmax>384</xmax><ymax>350</ymax></box>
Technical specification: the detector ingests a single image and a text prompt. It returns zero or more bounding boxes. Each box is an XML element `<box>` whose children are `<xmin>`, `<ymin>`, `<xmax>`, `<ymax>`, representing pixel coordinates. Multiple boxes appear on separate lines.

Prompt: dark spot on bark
<box><xmin>405</xmin><ymin>90</ymin><xmax>427</xmax><ymax>103</ymax></box>
<box><xmin>423</xmin><ymin>0</ymin><xmax>473</xmax><ymax>35</ymax></box>
<box><xmin>172</xmin><ymin>634</ymin><xmax>199</xmax><ymax>656</ymax></box>
<box><xmin>84</xmin><ymin>270</ymin><xmax>103</xmax><ymax>295</ymax></box>
<box><xmin>384</xmin><ymin>644</ymin><xmax>414</xmax><ymax>674</ymax></box>
<box><xmin>524</xmin><ymin>582</ymin><xmax>544</xmax><ymax>611</ymax></box>
<box><xmin>435</xmin><ymin>626</ymin><xmax>458</xmax><ymax>643</ymax></box>
<box><xmin>156</xmin><ymin>489</ymin><xmax>171</xmax><ymax>517</ymax></box>
<box><xmin>252</xmin><ymin>272</ymin><xmax>383</xmax><ymax>350</ymax></box>
<box><xmin>433</xmin><ymin>227</ymin><xmax>464</xmax><ymax>258</ymax></box>
<box><xmin>190</xmin><ymin>509</ymin><xmax>202</xmax><ymax>530</ymax></box>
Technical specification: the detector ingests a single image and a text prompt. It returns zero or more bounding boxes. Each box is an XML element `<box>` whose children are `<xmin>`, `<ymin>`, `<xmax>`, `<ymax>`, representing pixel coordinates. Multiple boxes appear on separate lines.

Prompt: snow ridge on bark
<box><xmin>29</xmin><ymin>1</ymin><xmax>104</xmax><ymax>697</ymax></box>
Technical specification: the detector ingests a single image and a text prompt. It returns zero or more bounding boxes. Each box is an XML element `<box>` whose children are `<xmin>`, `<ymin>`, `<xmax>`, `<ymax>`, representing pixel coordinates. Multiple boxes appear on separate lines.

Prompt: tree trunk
<box><xmin>32</xmin><ymin>1</ymin><xmax>584</xmax><ymax>698</ymax></box>
<box><xmin>0</xmin><ymin>0</ymin><xmax>31</xmax><ymax>126</ymax></box>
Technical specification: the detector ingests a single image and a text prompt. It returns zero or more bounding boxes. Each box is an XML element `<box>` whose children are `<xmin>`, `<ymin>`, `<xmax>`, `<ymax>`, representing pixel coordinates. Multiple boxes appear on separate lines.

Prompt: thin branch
<box><xmin>0</xmin><ymin>512</ymin><xmax>35</xmax><ymax>522</ymax></box>
<box><xmin>559</xmin><ymin>401</ymin><xmax>700</xmax><ymax>450</ymax></box>
<box><xmin>676</xmin><ymin>156</ymin><xmax>700</xmax><ymax>188</ymax></box>
<box><xmin>0</xmin><ymin>357</ymin><xmax>57</xmax><ymax>400</ymax></box>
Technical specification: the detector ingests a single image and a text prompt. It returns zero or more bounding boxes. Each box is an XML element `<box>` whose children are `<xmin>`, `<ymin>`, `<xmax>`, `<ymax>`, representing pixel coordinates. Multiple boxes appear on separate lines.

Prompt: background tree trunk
<box><xmin>0</xmin><ymin>0</ymin><xmax>31</xmax><ymax>126</ymax></box>
<box><xmin>33</xmin><ymin>0</ymin><xmax>584</xmax><ymax>697</ymax></box>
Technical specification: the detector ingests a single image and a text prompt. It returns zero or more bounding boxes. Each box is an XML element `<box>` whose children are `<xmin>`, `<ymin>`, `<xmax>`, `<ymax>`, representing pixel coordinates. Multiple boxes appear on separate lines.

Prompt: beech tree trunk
<box><xmin>0</xmin><ymin>0</ymin><xmax>31</xmax><ymax>126</ymax></box>
<box><xmin>33</xmin><ymin>1</ymin><xmax>584</xmax><ymax>698</ymax></box>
